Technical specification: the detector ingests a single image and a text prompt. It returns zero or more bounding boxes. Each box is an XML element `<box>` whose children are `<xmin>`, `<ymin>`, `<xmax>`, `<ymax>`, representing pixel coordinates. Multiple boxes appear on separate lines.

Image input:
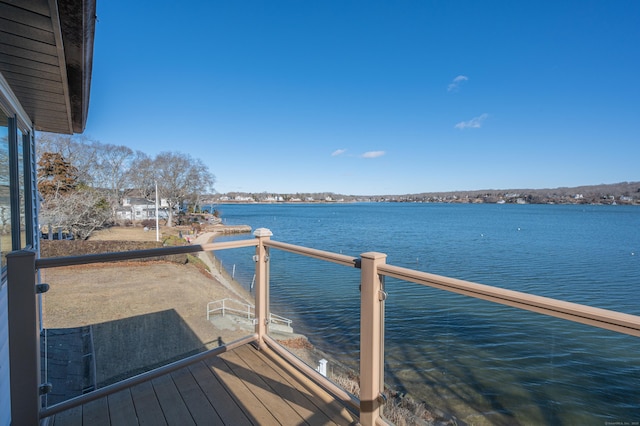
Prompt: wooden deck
<box><xmin>49</xmin><ymin>344</ymin><xmax>359</xmax><ymax>426</ymax></box>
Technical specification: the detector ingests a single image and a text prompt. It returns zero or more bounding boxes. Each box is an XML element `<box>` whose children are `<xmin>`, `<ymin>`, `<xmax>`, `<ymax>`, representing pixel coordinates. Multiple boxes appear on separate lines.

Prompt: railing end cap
<box><xmin>360</xmin><ymin>252</ymin><xmax>387</xmax><ymax>260</ymax></box>
<box><xmin>253</xmin><ymin>228</ymin><xmax>273</xmax><ymax>237</ymax></box>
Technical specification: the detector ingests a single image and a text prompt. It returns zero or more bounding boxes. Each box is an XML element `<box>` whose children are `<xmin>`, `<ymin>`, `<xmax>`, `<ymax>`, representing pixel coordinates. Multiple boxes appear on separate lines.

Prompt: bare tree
<box><xmin>39</xmin><ymin>188</ymin><xmax>112</xmax><ymax>240</ymax></box>
<box><xmin>36</xmin><ymin>135</ymin><xmax>216</xmax><ymax>234</ymax></box>
<box><xmin>92</xmin><ymin>143</ymin><xmax>134</xmax><ymax>209</ymax></box>
<box><xmin>129</xmin><ymin>151</ymin><xmax>215</xmax><ymax>227</ymax></box>
<box><xmin>37</xmin><ymin>133</ymin><xmax>98</xmax><ymax>186</ymax></box>
<box><xmin>126</xmin><ymin>151</ymin><xmax>155</xmax><ymax>200</ymax></box>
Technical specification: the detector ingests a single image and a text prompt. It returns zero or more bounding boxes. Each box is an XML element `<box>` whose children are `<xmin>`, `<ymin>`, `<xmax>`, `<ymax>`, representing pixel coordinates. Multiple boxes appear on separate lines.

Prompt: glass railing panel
<box><xmin>39</xmin><ymin>246</ymin><xmax>255</xmax><ymax>406</ymax></box>
<box><xmin>383</xmin><ymin>277</ymin><xmax>640</xmax><ymax>425</ymax></box>
<box><xmin>265</xmin><ymin>248</ymin><xmax>362</xmax><ymax>390</ymax></box>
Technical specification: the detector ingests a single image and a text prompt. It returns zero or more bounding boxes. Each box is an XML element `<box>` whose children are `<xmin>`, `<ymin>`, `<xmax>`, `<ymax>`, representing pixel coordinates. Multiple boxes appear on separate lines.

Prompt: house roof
<box><xmin>0</xmin><ymin>0</ymin><xmax>96</xmax><ymax>134</ymax></box>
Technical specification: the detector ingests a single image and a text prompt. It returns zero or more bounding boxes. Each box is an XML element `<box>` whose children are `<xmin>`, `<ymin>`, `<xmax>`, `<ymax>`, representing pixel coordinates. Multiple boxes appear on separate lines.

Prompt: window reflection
<box><xmin>18</xmin><ymin>129</ymin><xmax>25</xmax><ymax>248</ymax></box>
<box><xmin>0</xmin><ymin>114</ymin><xmax>10</xmax><ymax>267</ymax></box>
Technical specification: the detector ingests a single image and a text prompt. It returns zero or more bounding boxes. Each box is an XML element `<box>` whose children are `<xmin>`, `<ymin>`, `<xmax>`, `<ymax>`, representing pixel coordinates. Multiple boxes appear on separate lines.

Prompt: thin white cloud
<box><xmin>455</xmin><ymin>113</ymin><xmax>489</xmax><ymax>129</ymax></box>
<box><xmin>447</xmin><ymin>75</ymin><xmax>468</xmax><ymax>92</ymax></box>
<box><xmin>361</xmin><ymin>151</ymin><xmax>386</xmax><ymax>158</ymax></box>
<box><xmin>331</xmin><ymin>149</ymin><xmax>347</xmax><ymax>156</ymax></box>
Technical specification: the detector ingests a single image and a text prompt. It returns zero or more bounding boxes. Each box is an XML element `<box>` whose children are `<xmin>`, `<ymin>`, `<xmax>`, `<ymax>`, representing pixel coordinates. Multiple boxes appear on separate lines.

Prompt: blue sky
<box><xmin>85</xmin><ymin>1</ymin><xmax>640</xmax><ymax>195</ymax></box>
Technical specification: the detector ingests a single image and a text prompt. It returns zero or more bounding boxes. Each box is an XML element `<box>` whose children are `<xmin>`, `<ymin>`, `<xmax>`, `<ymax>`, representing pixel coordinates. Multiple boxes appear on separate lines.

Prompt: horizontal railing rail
<box><xmin>264</xmin><ymin>238</ymin><xmax>640</xmax><ymax>337</ymax></box>
<box><xmin>266</xmin><ymin>240</ymin><xmax>360</xmax><ymax>268</ymax></box>
<box><xmin>260</xmin><ymin>241</ymin><xmax>640</xmax><ymax>337</ymax></box>
<box><xmin>9</xmin><ymin>229</ymin><xmax>640</xmax><ymax>426</ymax></box>
<box><xmin>35</xmin><ymin>239</ymin><xmax>258</xmax><ymax>269</ymax></box>
<box><xmin>377</xmin><ymin>263</ymin><xmax>640</xmax><ymax>337</ymax></box>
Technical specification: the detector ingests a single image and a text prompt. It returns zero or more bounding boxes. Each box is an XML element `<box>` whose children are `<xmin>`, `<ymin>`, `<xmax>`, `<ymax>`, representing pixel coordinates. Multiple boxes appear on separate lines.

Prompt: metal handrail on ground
<box><xmin>207</xmin><ymin>297</ymin><xmax>293</xmax><ymax>328</ymax></box>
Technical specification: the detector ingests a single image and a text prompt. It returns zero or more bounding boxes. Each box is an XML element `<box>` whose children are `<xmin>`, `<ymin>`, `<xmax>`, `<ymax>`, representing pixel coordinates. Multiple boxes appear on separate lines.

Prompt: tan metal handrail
<box><xmin>265</xmin><ymin>240</ymin><xmax>359</xmax><ymax>267</ymax></box>
<box><xmin>262</xmin><ymin>239</ymin><xmax>640</xmax><ymax>424</ymax></box>
<box><xmin>377</xmin><ymin>263</ymin><xmax>640</xmax><ymax>337</ymax></box>
<box><xmin>7</xmin><ymin>230</ymin><xmax>640</xmax><ymax>426</ymax></box>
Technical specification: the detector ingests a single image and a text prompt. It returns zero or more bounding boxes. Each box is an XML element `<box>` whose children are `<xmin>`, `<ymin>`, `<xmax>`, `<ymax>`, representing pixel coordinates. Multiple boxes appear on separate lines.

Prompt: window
<box><xmin>18</xmin><ymin>128</ymin><xmax>26</xmax><ymax>248</ymax></box>
<box><xmin>0</xmin><ymin>110</ymin><xmax>34</xmax><ymax>269</ymax></box>
<box><xmin>0</xmin><ymin>113</ymin><xmax>10</xmax><ymax>267</ymax></box>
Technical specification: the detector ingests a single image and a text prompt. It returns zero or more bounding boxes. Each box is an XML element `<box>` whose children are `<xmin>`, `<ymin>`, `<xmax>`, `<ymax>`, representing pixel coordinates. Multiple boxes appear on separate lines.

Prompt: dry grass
<box><xmin>42</xmin><ymin>225</ymin><xmax>253</xmax><ymax>385</ymax></box>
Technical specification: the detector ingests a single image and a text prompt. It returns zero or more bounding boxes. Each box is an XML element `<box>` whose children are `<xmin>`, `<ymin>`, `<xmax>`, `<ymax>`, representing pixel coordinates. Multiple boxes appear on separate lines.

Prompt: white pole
<box><xmin>155</xmin><ymin>181</ymin><xmax>160</xmax><ymax>242</ymax></box>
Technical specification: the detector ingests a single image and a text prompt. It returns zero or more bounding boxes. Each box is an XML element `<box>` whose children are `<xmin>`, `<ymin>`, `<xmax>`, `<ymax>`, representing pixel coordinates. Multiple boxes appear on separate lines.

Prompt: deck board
<box><xmin>129</xmin><ymin>381</ymin><xmax>167</xmax><ymax>426</ymax></box>
<box><xmin>234</xmin><ymin>345</ymin><xmax>336</xmax><ymax>424</ymax></box>
<box><xmin>240</xmin><ymin>345</ymin><xmax>356</xmax><ymax>425</ymax></box>
<box><xmin>188</xmin><ymin>360</ymin><xmax>252</xmax><ymax>425</ymax></box>
<box><xmin>82</xmin><ymin>397</ymin><xmax>110</xmax><ymax>426</ymax></box>
<box><xmin>261</xmin><ymin>348</ymin><xmax>358</xmax><ymax>425</ymax></box>
<box><xmin>170</xmin><ymin>367</ymin><xmax>223</xmax><ymax>424</ymax></box>
<box><xmin>107</xmin><ymin>390</ymin><xmax>138</xmax><ymax>426</ymax></box>
<box><xmin>220</xmin><ymin>346</ymin><xmax>307</xmax><ymax>424</ymax></box>
<box><xmin>151</xmin><ymin>373</ymin><xmax>196</xmax><ymax>426</ymax></box>
<box><xmin>50</xmin><ymin>343</ymin><xmax>358</xmax><ymax>426</ymax></box>
<box><xmin>205</xmin><ymin>352</ymin><xmax>280</xmax><ymax>425</ymax></box>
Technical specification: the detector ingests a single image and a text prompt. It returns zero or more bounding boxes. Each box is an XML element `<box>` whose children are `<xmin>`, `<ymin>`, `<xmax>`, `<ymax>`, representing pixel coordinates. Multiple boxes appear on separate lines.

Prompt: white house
<box><xmin>116</xmin><ymin>196</ymin><xmax>171</xmax><ymax>221</ymax></box>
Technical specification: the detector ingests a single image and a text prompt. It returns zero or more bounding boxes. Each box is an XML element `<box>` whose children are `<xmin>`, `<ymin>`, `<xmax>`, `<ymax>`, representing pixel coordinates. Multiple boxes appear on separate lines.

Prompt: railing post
<box><xmin>359</xmin><ymin>252</ymin><xmax>387</xmax><ymax>426</ymax></box>
<box><xmin>7</xmin><ymin>250</ymin><xmax>41</xmax><ymax>425</ymax></box>
<box><xmin>254</xmin><ymin>228</ymin><xmax>272</xmax><ymax>349</ymax></box>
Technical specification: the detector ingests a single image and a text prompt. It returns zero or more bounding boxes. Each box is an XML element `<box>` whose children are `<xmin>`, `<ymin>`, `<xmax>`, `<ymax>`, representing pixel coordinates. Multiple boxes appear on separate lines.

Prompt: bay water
<box><xmin>210</xmin><ymin>203</ymin><xmax>639</xmax><ymax>425</ymax></box>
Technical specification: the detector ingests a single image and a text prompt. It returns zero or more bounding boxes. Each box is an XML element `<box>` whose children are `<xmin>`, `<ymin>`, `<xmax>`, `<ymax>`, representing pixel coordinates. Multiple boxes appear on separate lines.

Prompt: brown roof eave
<box><xmin>57</xmin><ymin>0</ymin><xmax>96</xmax><ymax>133</ymax></box>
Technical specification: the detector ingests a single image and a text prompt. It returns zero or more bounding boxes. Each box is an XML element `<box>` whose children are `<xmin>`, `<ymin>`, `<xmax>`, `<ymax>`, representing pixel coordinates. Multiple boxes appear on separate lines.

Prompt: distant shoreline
<box><xmin>206</xmin><ymin>181</ymin><xmax>640</xmax><ymax>206</ymax></box>
<box><xmin>212</xmin><ymin>198</ymin><xmax>640</xmax><ymax>207</ymax></box>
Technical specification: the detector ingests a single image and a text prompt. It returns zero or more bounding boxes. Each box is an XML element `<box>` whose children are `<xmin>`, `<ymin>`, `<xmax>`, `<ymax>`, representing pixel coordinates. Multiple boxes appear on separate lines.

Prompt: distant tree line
<box><xmin>400</xmin><ymin>182</ymin><xmax>640</xmax><ymax>204</ymax></box>
<box><xmin>37</xmin><ymin>134</ymin><xmax>215</xmax><ymax>239</ymax></box>
<box><xmin>213</xmin><ymin>182</ymin><xmax>640</xmax><ymax>205</ymax></box>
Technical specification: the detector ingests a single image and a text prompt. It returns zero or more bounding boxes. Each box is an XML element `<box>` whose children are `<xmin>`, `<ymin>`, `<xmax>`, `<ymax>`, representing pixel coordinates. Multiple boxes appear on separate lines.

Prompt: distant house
<box><xmin>116</xmin><ymin>197</ymin><xmax>170</xmax><ymax>221</ymax></box>
<box><xmin>234</xmin><ymin>195</ymin><xmax>255</xmax><ymax>202</ymax></box>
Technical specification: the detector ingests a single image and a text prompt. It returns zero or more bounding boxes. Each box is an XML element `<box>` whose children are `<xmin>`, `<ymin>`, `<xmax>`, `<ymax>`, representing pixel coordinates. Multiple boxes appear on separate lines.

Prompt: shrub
<box><xmin>141</xmin><ymin>219</ymin><xmax>155</xmax><ymax>228</ymax></box>
<box><xmin>162</xmin><ymin>235</ymin><xmax>184</xmax><ymax>247</ymax></box>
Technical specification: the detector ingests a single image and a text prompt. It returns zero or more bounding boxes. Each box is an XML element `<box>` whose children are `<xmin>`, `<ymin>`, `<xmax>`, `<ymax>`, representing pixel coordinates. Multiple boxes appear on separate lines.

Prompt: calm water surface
<box><xmin>211</xmin><ymin>203</ymin><xmax>640</xmax><ymax>425</ymax></box>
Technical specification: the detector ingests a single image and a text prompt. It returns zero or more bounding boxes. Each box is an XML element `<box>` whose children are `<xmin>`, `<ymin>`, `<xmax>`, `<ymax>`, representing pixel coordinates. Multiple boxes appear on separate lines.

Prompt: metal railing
<box><xmin>206</xmin><ymin>297</ymin><xmax>293</xmax><ymax>328</ymax></box>
<box><xmin>6</xmin><ymin>228</ymin><xmax>640</xmax><ymax>426</ymax></box>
